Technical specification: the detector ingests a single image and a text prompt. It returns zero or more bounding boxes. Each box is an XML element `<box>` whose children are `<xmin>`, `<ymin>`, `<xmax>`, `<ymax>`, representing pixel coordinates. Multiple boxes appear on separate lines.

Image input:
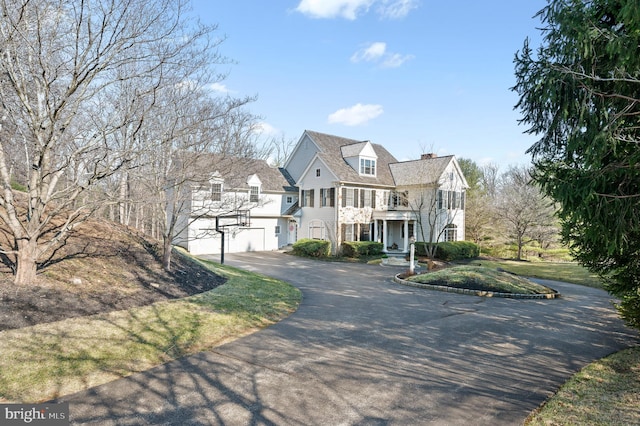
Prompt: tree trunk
<box><xmin>516</xmin><ymin>235</ymin><xmax>523</xmax><ymax>260</ymax></box>
<box><xmin>15</xmin><ymin>239</ymin><xmax>38</xmax><ymax>285</ymax></box>
<box><xmin>162</xmin><ymin>236</ymin><xmax>172</xmax><ymax>271</ymax></box>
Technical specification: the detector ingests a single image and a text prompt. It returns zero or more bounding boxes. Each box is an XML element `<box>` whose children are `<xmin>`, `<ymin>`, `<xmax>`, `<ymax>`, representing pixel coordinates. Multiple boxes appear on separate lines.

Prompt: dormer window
<box><xmin>246</xmin><ymin>174</ymin><xmax>262</xmax><ymax>203</ymax></box>
<box><xmin>249</xmin><ymin>185</ymin><xmax>259</xmax><ymax>202</ymax></box>
<box><xmin>211</xmin><ymin>183</ymin><xmax>222</xmax><ymax>201</ymax></box>
<box><xmin>360</xmin><ymin>158</ymin><xmax>376</xmax><ymax>176</ymax></box>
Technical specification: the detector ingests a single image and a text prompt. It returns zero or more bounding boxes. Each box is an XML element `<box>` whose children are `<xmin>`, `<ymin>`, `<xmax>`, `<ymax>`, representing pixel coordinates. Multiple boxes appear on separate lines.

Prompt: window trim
<box><xmin>211</xmin><ymin>182</ymin><xmax>222</xmax><ymax>202</ymax></box>
<box><xmin>301</xmin><ymin>189</ymin><xmax>315</xmax><ymax>207</ymax></box>
<box><xmin>443</xmin><ymin>224</ymin><xmax>458</xmax><ymax>242</ymax></box>
<box><xmin>359</xmin><ymin>158</ymin><xmax>376</xmax><ymax>176</ymax></box>
<box><xmin>321</xmin><ymin>187</ymin><xmax>335</xmax><ymax>207</ymax></box>
<box><xmin>249</xmin><ymin>185</ymin><xmax>260</xmax><ymax>203</ymax></box>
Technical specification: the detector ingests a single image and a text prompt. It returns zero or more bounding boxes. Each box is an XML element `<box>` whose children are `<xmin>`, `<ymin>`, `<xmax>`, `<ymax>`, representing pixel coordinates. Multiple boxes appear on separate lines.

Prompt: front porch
<box><xmin>372</xmin><ymin>211</ymin><xmax>417</xmax><ymax>254</ymax></box>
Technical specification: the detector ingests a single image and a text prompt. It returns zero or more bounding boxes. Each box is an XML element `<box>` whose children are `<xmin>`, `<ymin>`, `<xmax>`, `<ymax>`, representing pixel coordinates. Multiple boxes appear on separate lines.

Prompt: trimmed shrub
<box><xmin>291</xmin><ymin>238</ymin><xmax>331</xmax><ymax>258</ymax></box>
<box><xmin>436</xmin><ymin>241</ymin><xmax>480</xmax><ymax>261</ymax></box>
<box><xmin>414</xmin><ymin>242</ymin><xmax>428</xmax><ymax>256</ymax></box>
<box><xmin>342</xmin><ymin>241</ymin><xmax>384</xmax><ymax>258</ymax></box>
<box><xmin>413</xmin><ymin>241</ymin><xmax>480</xmax><ymax>261</ymax></box>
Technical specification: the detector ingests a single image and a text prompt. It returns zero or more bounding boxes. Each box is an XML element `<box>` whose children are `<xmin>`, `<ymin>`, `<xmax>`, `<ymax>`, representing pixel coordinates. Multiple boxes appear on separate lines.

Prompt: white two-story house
<box><xmin>174</xmin><ymin>130</ymin><xmax>467</xmax><ymax>255</ymax></box>
<box><xmin>285</xmin><ymin>130</ymin><xmax>468</xmax><ymax>254</ymax></box>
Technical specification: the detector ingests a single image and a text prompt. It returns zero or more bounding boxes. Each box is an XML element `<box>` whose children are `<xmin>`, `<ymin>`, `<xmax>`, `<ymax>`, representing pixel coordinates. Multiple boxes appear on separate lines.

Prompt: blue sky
<box><xmin>191</xmin><ymin>0</ymin><xmax>548</xmax><ymax>166</ymax></box>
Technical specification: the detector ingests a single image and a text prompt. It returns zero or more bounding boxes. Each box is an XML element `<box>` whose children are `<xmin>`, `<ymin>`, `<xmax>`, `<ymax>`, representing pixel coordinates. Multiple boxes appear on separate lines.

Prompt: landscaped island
<box><xmin>397</xmin><ymin>265</ymin><xmax>559</xmax><ymax>298</ymax></box>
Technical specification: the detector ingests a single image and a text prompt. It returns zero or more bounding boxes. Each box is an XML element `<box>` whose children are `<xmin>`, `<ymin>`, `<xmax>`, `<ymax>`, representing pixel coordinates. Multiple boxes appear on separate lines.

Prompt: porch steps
<box><xmin>382</xmin><ymin>252</ymin><xmax>418</xmax><ymax>268</ymax></box>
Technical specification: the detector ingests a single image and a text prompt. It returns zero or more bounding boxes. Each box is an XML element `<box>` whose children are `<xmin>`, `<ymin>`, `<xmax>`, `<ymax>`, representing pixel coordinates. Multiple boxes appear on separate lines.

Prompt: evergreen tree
<box><xmin>513</xmin><ymin>0</ymin><xmax>640</xmax><ymax>329</ymax></box>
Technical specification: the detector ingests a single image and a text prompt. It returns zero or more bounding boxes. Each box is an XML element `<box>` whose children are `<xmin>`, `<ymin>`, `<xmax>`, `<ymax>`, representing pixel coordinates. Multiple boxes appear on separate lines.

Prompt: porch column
<box><xmin>383</xmin><ymin>219</ymin><xmax>388</xmax><ymax>253</ymax></box>
<box><xmin>374</xmin><ymin>219</ymin><xmax>379</xmax><ymax>243</ymax></box>
<box><xmin>403</xmin><ymin>219</ymin><xmax>409</xmax><ymax>252</ymax></box>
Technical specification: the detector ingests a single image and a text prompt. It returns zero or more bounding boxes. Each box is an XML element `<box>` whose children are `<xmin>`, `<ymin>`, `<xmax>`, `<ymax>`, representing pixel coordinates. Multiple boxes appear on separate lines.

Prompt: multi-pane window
<box><xmin>360</xmin><ymin>158</ymin><xmax>376</xmax><ymax>176</ymax></box>
<box><xmin>361</xmin><ymin>189</ymin><xmax>372</xmax><ymax>208</ymax></box>
<box><xmin>250</xmin><ymin>185</ymin><xmax>259</xmax><ymax>202</ymax></box>
<box><xmin>343</xmin><ymin>224</ymin><xmax>354</xmax><ymax>242</ymax></box>
<box><xmin>316</xmin><ymin>168</ymin><xmax>321</xmax><ymax>177</ymax></box>
<box><xmin>286</xmin><ymin>196</ymin><xmax>293</xmax><ymax>204</ymax></box>
<box><xmin>342</xmin><ymin>223</ymin><xmax>372</xmax><ymax>242</ymax></box>
<box><xmin>301</xmin><ymin>189</ymin><xmax>315</xmax><ymax>207</ymax></box>
<box><xmin>275</xmin><ymin>225</ymin><xmax>281</xmax><ymax>235</ymax></box>
<box><xmin>321</xmin><ymin>188</ymin><xmax>335</xmax><ymax>207</ymax></box>
<box><xmin>438</xmin><ymin>190</ymin><xmax>465</xmax><ymax>210</ymax></box>
<box><xmin>389</xmin><ymin>191</ymin><xmax>409</xmax><ymax>209</ymax></box>
<box><xmin>341</xmin><ymin>188</ymin><xmax>376</xmax><ymax>208</ymax></box>
<box><xmin>344</xmin><ymin>188</ymin><xmax>355</xmax><ymax>207</ymax></box>
<box><xmin>443</xmin><ymin>224</ymin><xmax>458</xmax><ymax>242</ymax></box>
<box><xmin>211</xmin><ymin>183</ymin><xmax>222</xmax><ymax>201</ymax></box>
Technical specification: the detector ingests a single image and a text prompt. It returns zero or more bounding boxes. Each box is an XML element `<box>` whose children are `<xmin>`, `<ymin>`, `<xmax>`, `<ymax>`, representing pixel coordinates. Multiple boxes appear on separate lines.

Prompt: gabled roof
<box><xmin>187</xmin><ymin>154</ymin><xmax>293</xmax><ymax>192</ymax></box>
<box><xmin>340</xmin><ymin>141</ymin><xmax>370</xmax><ymax>158</ymax></box>
<box><xmin>278</xmin><ymin>167</ymin><xmax>298</xmax><ymax>192</ymax></box>
<box><xmin>389</xmin><ymin>155</ymin><xmax>456</xmax><ymax>186</ymax></box>
<box><xmin>304</xmin><ymin>130</ymin><xmax>397</xmax><ymax>186</ymax></box>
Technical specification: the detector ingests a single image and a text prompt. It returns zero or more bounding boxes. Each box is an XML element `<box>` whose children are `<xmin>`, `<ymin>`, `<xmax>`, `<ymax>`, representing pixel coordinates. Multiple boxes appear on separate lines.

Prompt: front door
<box><xmin>288</xmin><ymin>220</ymin><xmax>298</xmax><ymax>245</ymax></box>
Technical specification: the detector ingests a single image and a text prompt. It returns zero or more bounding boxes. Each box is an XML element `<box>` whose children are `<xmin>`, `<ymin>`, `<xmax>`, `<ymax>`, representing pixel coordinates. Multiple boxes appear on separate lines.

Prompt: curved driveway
<box><xmin>64</xmin><ymin>252</ymin><xmax>639</xmax><ymax>425</ymax></box>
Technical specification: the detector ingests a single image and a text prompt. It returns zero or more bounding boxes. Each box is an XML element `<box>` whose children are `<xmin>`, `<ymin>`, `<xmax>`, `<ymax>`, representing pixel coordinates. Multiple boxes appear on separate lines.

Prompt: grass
<box><xmin>525</xmin><ymin>347</ymin><xmax>640</xmax><ymax>425</ymax></box>
<box><xmin>405</xmin><ymin>265</ymin><xmax>557</xmax><ymax>294</ymax></box>
<box><xmin>468</xmin><ymin>259</ymin><xmax>604</xmax><ymax>289</ymax></box>
<box><xmin>0</xmin><ymin>257</ymin><xmax>301</xmax><ymax>403</ymax></box>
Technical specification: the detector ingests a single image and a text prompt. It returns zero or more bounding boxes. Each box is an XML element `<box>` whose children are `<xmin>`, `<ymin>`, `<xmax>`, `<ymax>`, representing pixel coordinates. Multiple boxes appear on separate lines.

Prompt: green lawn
<box><xmin>405</xmin><ymin>265</ymin><xmax>556</xmax><ymax>294</ymax></box>
<box><xmin>525</xmin><ymin>347</ymin><xmax>640</xmax><ymax>425</ymax></box>
<box><xmin>468</xmin><ymin>259</ymin><xmax>604</xmax><ymax>289</ymax></box>
<box><xmin>0</xmin><ymin>258</ymin><xmax>301</xmax><ymax>403</ymax></box>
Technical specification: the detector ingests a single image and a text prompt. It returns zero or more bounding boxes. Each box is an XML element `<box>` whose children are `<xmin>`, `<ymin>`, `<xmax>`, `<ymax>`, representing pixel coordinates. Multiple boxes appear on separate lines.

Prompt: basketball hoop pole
<box><xmin>216</xmin><ymin>216</ymin><xmax>225</xmax><ymax>264</ymax></box>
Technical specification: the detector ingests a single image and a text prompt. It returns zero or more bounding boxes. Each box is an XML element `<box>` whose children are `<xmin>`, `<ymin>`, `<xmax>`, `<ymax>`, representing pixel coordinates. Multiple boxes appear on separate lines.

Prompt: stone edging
<box><xmin>393</xmin><ymin>274</ymin><xmax>561</xmax><ymax>299</ymax></box>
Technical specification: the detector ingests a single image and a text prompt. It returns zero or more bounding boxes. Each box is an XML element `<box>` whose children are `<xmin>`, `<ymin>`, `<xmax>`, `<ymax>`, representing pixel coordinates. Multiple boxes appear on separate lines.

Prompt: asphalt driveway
<box><xmin>63</xmin><ymin>252</ymin><xmax>639</xmax><ymax>425</ymax></box>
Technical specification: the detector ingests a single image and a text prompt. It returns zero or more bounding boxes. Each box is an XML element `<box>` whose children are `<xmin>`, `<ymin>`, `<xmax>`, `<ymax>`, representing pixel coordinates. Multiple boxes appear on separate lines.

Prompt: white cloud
<box><xmin>351</xmin><ymin>42</ymin><xmax>413</xmax><ymax>68</ymax></box>
<box><xmin>253</xmin><ymin>122</ymin><xmax>279</xmax><ymax>136</ymax></box>
<box><xmin>209</xmin><ymin>82</ymin><xmax>231</xmax><ymax>93</ymax></box>
<box><xmin>351</xmin><ymin>42</ymin><xmax>387</xmax><ymax>63</ymax></box>
<box><xmin>295</xmin><ymin>0</ymin><xmax>374</xmax><ymax>20</ymax></box>
<box><xmin>377</xmin><ymin>0</ymin><xmax>419</xmax><ymax>19</ymax></box>
<box><xmin>381</xmin><ymin>52</ymin><xmax>415</xmax><ymax>68</ymax></box>
<box><xmin>295</xmin><ymin>0</ymin><xmax>416</xmax><ymax>20</ymax></box>
<box><xmin>328</xmin><ymin>103</ymin><xmax>383</xmax><ymax>126</ymax></box>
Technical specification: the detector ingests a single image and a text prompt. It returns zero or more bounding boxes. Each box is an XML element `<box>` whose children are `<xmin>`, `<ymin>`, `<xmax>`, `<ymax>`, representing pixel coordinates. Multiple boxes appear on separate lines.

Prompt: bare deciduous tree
<box><xmin>495</xmin><ymin>165</ymin><xmax>556</xmax><ymax>260</ymax></box>
<box><xmin>0</xmin><ymin>0</ymin><xmax>219</xmax><ymax>284</ymax></box>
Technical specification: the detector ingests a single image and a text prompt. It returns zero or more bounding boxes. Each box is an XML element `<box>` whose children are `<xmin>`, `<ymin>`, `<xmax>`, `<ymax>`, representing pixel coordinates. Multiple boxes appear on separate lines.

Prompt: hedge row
<box><xmin>291</xmin><ymin>238</ymin><xmax>479</xmax><ymax>262</ymax></box>
<box><xmin>415</xmin><ymin>241</ymin><xmax>480</xmax><ymax>261</ymax></box>
<box><xmin>291</xmin><ymin>238</ymin><xmax>331</xmax><ymax>257</ymax></box>
<box><xmin>341</xmin><ymin>241</ymin><xmax>384</xmax><ymax>257</ymax></box>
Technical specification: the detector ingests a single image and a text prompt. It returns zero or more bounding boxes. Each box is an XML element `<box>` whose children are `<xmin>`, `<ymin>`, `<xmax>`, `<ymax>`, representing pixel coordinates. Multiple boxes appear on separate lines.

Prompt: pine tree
<box><xmin>513</xmin><ymin>0</ymin><xmax>640</xmax><ymax>329</ymax></box>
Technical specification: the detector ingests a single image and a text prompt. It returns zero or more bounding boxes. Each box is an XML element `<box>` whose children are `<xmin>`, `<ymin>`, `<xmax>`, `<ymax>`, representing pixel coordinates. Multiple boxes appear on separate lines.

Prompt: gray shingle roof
<box><xmin>340</xmin><ymin>141</ymin><xmax>369</xmax><ymax>158</ymax></box>
<box><xmin>189</xmin><ymin>154</ymin><xmax>293</xmax><ymax>192</ymax></box>
<box><xmin>304</xmin><ymin>130</ymin><xmax>397</xmax><ymax>186</ymax></box>
<box><xmin>389</xmin><ymin>156</ymin><xmax>454</xmax><ymax>186</ymax></box>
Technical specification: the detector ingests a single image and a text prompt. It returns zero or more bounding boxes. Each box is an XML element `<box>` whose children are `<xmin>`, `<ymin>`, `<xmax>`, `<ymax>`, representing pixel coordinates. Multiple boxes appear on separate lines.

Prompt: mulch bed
<box><xmin>0</xmin><ymin>253</ymin><xmax>225</xmax><ymax>332</ymax></box>
<box><xmin>0</xmin><ymin>216</ymin><xmax>227</xmax><ymax>332</ymax></box>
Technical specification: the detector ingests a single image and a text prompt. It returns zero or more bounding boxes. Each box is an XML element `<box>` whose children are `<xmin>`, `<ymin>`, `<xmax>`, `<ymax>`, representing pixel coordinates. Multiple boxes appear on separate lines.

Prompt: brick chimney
<box><xmin>421</xmin><ymin>153</ymin><xmax>437</xmax><ymax>160</ymax></box>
